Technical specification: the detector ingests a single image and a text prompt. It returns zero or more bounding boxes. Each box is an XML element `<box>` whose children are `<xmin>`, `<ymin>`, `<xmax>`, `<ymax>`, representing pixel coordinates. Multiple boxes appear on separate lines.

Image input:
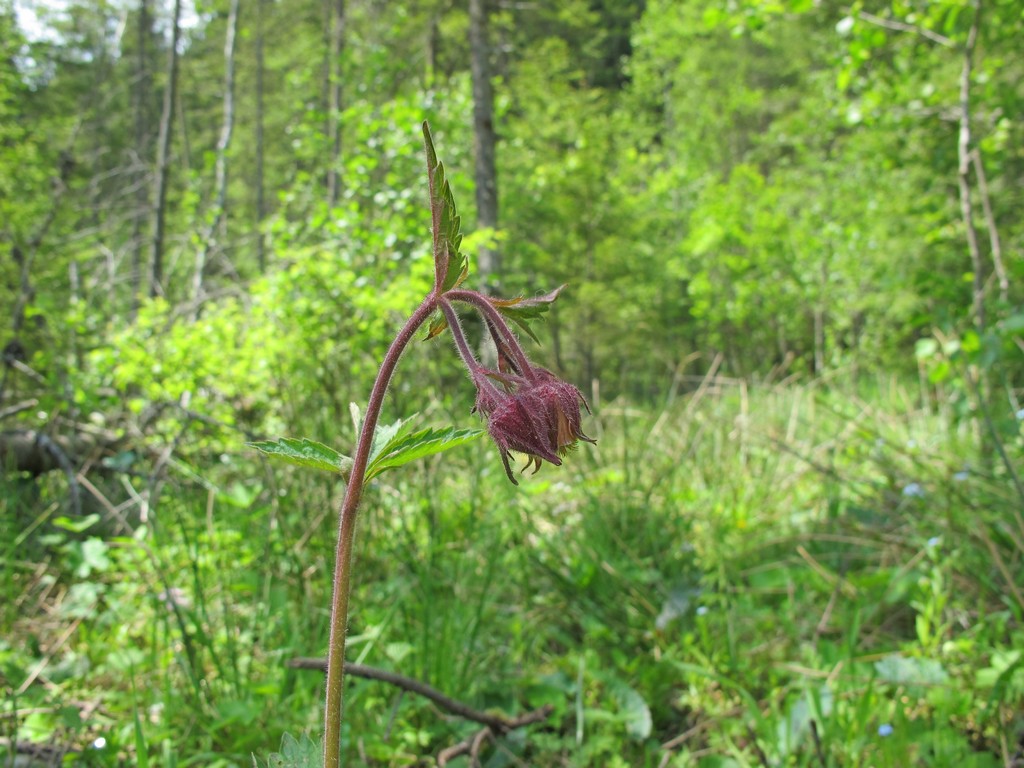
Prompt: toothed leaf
<box><xmin>422</xmin><ymin>122</ymin><xmax>470</xmax><ymax>292</ymax></box>
<box><xmin>490</xmin><ymin>285</ymin><xmax>565</xmax><ymax>344</ymax></box>
<box><xmin>247</xmin><ymin>438</ymin><xmax>352</xmax><ymax>478</ymax></box>
<box><xmin>367</xmin><ymin>422</ymin><xmax>483</xmax><ymax>481</ymax></box>
<box><xmin>254</xmin><ymin>732</ymin><xmax>322</xmax><ymax>768</ymax></box>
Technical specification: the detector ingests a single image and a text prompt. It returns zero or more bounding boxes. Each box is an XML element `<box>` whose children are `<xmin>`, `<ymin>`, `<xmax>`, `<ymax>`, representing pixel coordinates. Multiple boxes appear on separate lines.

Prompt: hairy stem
<box><xmin>438</xmin><ymin>299</ymin><xmax>504</xmax><ymax>398</ymax></box>
<box><xmin>323</xmin><ymin>293</ymin><xmax>438</xmax><ymax>768</ymax></box>
<box><xmin>447</xmin><ymin>289</ymin><xmax>535</xmax><ymax>379</ymax></box>
<box><xmin>439</xmin><ymin>299</ymin><xmax>479</xmax><ymax>373</ymax></box>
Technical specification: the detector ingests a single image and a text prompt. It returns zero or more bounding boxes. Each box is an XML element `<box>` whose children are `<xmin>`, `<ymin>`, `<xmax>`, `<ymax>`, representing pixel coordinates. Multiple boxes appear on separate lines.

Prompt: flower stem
<box><xmin>323</xmin><ymin>293</ymin><xmax>438</xmax><ymax>768</ymax></box>
<box><xmin>447</xmin><ymin>289</ymin><xmax>536</xmax><ymax>379</ymax></box>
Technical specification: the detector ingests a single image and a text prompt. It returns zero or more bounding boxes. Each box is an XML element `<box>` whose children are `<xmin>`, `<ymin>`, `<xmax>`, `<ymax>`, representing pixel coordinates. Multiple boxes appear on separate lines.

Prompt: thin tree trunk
<box><xmin>970</xmin><ymin>149</ymin><xmax>1007</xmax><ymax>304</ymax></box>
<box><xmin>326</xmin><ymin>0</ymin><xmax>345</xmax><ymax>207</ymax></box>
<box><xmin>192</xmin><ymin>0</ymin><xmax>240</xmax><ymax>312</ymax></box>
<box><xmin>957</xmin><ymin>0</ymin><xmax>983</xmax><ymax>331</ymax></box>
<box><xmin>130</xmin><ymin>0</ymin><xmax>150</xmax><ymax>318</ymax></box>
<box><xmin>150</xmin><ymin>0</ymin><xmax>183</xmax><ymax>299</ymax></box>
<box><xmin>468</xmin><ymin>0</ymin><xmax>499</xmax><ymax>291</ymax></box>
<box><xmin>254</xmin><ymin>0</ymin><xmax>266</xmax><ymax>272</ymax></box>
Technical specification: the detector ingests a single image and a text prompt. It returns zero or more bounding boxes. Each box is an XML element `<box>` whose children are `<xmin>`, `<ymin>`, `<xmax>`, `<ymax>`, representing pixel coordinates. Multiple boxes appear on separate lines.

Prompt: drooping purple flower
<box><xmin>475</xmin><ymin>368</ymin><xmax>595</xmax><ymax>484</ymax></box>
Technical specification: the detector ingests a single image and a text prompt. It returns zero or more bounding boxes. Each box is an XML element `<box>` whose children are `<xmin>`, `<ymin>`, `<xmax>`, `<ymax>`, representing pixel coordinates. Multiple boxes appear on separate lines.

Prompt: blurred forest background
<box><xmin>2</xmin><ymin>0</ymin><xmax>1023</xmax><ymax>765</ymax></box>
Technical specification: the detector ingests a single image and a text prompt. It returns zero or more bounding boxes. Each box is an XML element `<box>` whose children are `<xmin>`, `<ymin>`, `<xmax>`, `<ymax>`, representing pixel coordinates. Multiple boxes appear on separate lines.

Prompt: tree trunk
<box><xmin>468</xmin><ymin>0</ymin><xmax>499</xmax><ymax>291</ymax></box>
<box><xmin>326</xmin><ymin>0</ymin><xmax>345</xmax><ymax>207</ymax></box>
<box><xmin>957</xmin><ymin>0</ymin><xmax>983</xmax><ymax>332</ymax></box>
<box><xmin>149</xmin><ymin>0</ymin><xmax>183</xmax><ymax>299</ymax></box>
<box><xmin>254</xmin><ymin>0</ymin><xmax>267</xmax><ymax>272</ymax></box>
<box><xmin>130</xmin><ymin>0</ymin><xmax>151</xmax><ymax>318</ymax></box>
<box><xmin>192</xmin><ymin>0</ymin><xmax>240</xmax><ymax>312</ymax></box>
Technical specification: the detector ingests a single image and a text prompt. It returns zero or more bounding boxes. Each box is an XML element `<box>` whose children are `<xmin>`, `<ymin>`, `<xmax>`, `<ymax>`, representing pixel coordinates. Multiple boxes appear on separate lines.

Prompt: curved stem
<box><xmin>323</xmin><ymin>293</ymin><xmax>438</xmax><ymax>768</ymax></box>
<box><xmin>438</xmin><ymin>299</ymin><xmax>504</xmax><ymax>400</ymax></box>
<box><xmin>447</xmin><ymin>289</ymin><xmax>536</xmax><ymax>379</ymax></box>
<box><xmin>438</xmin><ymin>299</ymin><xmax>478</xmax><ymax>372</ymax></box>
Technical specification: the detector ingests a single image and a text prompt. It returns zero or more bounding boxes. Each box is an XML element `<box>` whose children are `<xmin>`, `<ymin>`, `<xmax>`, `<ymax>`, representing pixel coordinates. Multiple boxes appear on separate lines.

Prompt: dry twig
<box><xmin>289</xmin><ymin>657</ymin><xmax>553</xmax><ymax>734</ymax></box>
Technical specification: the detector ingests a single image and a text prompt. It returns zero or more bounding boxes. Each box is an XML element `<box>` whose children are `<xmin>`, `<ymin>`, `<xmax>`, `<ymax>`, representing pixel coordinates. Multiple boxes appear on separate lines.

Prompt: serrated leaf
<box><xmin>247</xmin><ymin>438</ymin><xmax>353</xmax><ymax>478</ymax></box>
<box><xmin>255</xmin><ymin>732</ymin><xmax>322</xmax><ymax>768</ymax></box>
<box><xmin>422</xmin><ymin>122</ymin><xmax>470</xmax><ymax>292</ymax></box>
<box><xmin>366</xmin><ymin>425</ymin><xmax>483</xmax><ymax>481</ymax></box>
<box><xmin>368</xmin><ymin>416</ymin><xmax>415</xmax><ymax>460</ymax></box>
<box><xmin>491</xmin><ymin>285</ymin><xmax>565</xmax><ymax>344</ymax></box>
<box><xmin>446</xmin><ymin>262</ymin><xmax>469</xmax><ymax>291</ymax></box>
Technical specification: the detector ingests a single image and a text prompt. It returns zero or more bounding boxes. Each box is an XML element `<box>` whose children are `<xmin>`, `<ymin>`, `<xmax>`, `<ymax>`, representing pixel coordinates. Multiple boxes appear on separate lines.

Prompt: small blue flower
<box><xmin>1016</xmin><ymin>408</ymin><xmax>1024</xmax><ymax>421</ymax></box>
<box><xmin>878</xmin><ymin>723</ymin><xmax>894</xmax><ymax>737</ymax></box>
<box><xmin>953</xmin><ymin>470</ymin><xmax>969</xmax><ymax>482</ymax></box>
<box><xmin>902</xmin><ymin>482</ymin><xmax>925</xmax><ymax>498</ymax></box>
<box><xmin>696</xmin><ymin>606</ymin><xmax>709</xmax><ymax>617</ymax></box>
<box><xmin>927</xmin><ymin>536</ymin><xmax>941</xmax><ymax>548</ymax></box>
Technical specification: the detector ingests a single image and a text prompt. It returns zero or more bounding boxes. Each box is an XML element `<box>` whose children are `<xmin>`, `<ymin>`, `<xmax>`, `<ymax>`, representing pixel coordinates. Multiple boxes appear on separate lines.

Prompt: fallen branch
<box><xmin>0</xmin><ymin>428</ymin><xmax>121</xmax><ymax>477</ymax></box>
<box><xmin>0</xmin><ymin>737</ymin><xmax>76</xmax><ymax>766</ymax></box>
<box><xmin>289</xmin><ymin>657</ymin><xmax>553</xmax><ymax>734</ymax></box>
<box><xmin>0</xmin><ymin>398</ymin><xmax>38</xmax><ymax>420</ymax></box>
<box><xmin>436</xmin><ymin>725</ymin><xmax>493</xmax><ymax>766</ymax></box>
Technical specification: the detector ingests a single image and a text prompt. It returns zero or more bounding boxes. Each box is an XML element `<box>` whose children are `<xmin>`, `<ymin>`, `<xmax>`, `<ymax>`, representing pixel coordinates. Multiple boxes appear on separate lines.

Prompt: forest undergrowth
<box><xmin>3</xmin><ymin>373</ymin><xmax>1022</xmax><ymax>767</ymax></box>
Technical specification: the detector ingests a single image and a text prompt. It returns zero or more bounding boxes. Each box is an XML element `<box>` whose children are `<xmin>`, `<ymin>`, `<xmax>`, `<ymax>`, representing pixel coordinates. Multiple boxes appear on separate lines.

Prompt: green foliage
<box><xmin>248</xmin><ymin>438</ymin><xmax>353</xmax><ymax>477</ymax></box>
<box><xmin>256</xmin><ymin>733</ymin><xmax>322</xmax><ymax>768</ymax></box>
<box><xmin>366</xmin><ymin>420</ymin><xmax>482</xmax><ymax>482</ymax></box>
<box><xmin>422</xmin><ymin>121</ymin><xmax>469</xmax><ymax>293</ymax></box>
<box><xmin>4</xmin><ymin>0</ymin><xmax>1024</xmax><ymax>765</ymax></box>
<box><xmin>5</xmin><ymin>378</ymin><xmax>1024</xmax><ymax>765</ymax></box>
<box><xmin>491</xmin><ymin>285</ymin><xmax>565</xmax><ymax>344</ymax></box>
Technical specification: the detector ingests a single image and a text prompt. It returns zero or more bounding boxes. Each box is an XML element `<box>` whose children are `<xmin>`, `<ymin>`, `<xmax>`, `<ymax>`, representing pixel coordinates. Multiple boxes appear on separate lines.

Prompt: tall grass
<box><xmin>3</xmin><ymin>374</ymin><xmax>1021</xmax><ymax>766</ymax></box>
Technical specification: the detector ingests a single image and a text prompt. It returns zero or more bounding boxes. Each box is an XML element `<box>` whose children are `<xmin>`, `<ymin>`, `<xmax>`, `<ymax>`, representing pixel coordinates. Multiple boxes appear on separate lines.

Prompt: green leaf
<box><xmin>978</xmin><ymin>650</ymin><xmax>1024</xmax><ymax>710</ymax></box>
<box><xmin>255</xmin><ymin>732</ymin><xmax>322</xmax><ymax>768</ymax></box>
<box><xmin>874</xmin><ymin>654</ymin><xmax>950</xmax><ymax>686</ymax></box>
<box><xmin>423</xmin><ymin>311</ymin><xmax>449</xmax><ymax>340</ymax></box>
<box><xmin>368</xmin><ymin>415</ymin><xmax>414</xmax><ymax>459</ymax></box>
<box><xmin>133</xmin><ymin>695</ymin><xmax>150</xmax><ymax>768</ymax></box>
<box><xmin>422</xmin><ymin>122</ymin><xmax>469</xmax><ymax>292</ymax></box>
<box><xmin>669</xmin><ymin>662</ymin><xmax>766</xmax><ymax>727</ymax></box>
<box><xmin>53</xmin><ymin>513</ymin><xmax>101</xmax><ymax>533</ymax></box>
<box><xmin>491</xmin><ymin>285</ymin><xmax>565</xmax><ymax>344</ymax></box>
<box><xmin>247</xmin><ymin>438</ymin><xmax>353</xmax><ymax>478</ymax></box>
<box><xmin>1000</xmin><ymin>314</ymin><xmax>1024</xmax><ymax>333</ymax></box>
<box><xmin>77</xmin><ymin>537</ymin><xmax>111</xmax><ymax>577</ymax></box>
<box><xmin>914</xmin><ymin>338</ymin><xmax>938</xmax><ymax>359</ymax></box>
<box><xmin>217</xmin><ymin>481</ymin><xmax>262</xmax><ymax>508</ymax></box>
<box><xmin>366</xmin><ymin>421</ymin><xmax>483</xmax><ymax>482</ymax></box>
<box><xmin>606</xmin><ymin>677</ymin><xmax>652</xmax><ymax>740</ymax></box>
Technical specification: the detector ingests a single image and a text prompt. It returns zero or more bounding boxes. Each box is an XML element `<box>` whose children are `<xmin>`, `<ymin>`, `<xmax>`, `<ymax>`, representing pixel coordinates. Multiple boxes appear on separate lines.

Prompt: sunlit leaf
<box><xmin>874</xmin><ymin>654</ymin><xmax>950</xmax><ymax>686</ymax></box>
<box><xmin>422</xmin><ymin>121</ymin><xmax>469</xmax><ymax>291</ymax></box>
<box><xmin>366</xmin><ymin>423</ymin><xmax>483</xmax><ymax>481</ymax></box>
<box><xmin>255</xmin><ymin>732</ymin><xmax>322</xmax><ymax>768</ymax></box>
<box><xmin>605</xmin><ymin>677</ymin><xmax>652</xmax><ymax>741</ymax></box>
<box><xmin>490</xmin><ymin>285</ymin><xmax>565</xmax><ymax>344</ymax></box>
<box><xmin>247</xmin><ymin>438</ymin><xmax>352</xmax><ymax>478</ymax></box>
<box><xmin>53</xmin><ymin>514</ymin><xmax>101</xmax><ymax>533</ymax></box>
<box><xmin>914</xmin><ymin>338</ymin><xmax>938</xmax><ymax>359</ymax></box>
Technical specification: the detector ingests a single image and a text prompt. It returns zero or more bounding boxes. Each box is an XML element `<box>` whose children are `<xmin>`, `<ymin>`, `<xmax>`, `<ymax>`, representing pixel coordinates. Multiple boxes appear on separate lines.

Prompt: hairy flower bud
<box><xmin>476</xmin><ymin>369</ymin><xmax>595</xmax><ymax>484</ymax></box>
